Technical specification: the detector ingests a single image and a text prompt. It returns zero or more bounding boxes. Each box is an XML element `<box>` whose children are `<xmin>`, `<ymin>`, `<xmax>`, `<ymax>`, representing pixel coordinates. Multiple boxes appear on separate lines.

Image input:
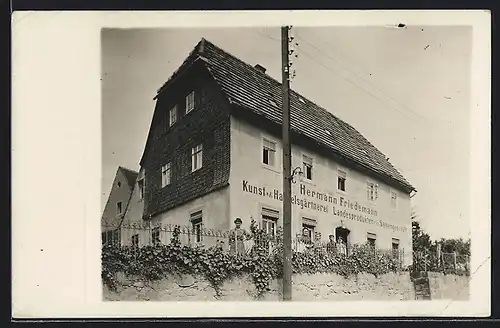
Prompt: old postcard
<box><xmin>12</xmin><ymin>10</ymin><xmax>491</xmax><ymax>318</ymax></box>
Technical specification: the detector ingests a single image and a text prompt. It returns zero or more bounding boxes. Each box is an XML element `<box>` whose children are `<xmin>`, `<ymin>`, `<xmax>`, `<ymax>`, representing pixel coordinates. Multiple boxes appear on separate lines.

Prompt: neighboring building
<box><xmin>101</xmin><ymin>166</ymin><xmax>138</xmax><ymax>246</ymax></box>
<box><xmin>126</xmin><ymin>38</ymin><xmax>416</xmax><ymax>264</ymax></box>
<box><xmin>119</xmin><ymin>168</ymin><xmax>146</xmax><ymax>247</ymax></box>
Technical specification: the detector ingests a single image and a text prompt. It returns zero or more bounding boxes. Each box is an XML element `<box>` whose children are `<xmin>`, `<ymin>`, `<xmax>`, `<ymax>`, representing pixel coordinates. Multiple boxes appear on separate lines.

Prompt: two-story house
<box><xmin>129</xmin><ymin>38</ymin><xmax>416</xmax><ymax>265</ymax></box>
<box><xmin>101</xmin><ymin>166</ymin><xmax>139</xmax><ymax>245</ymax></box>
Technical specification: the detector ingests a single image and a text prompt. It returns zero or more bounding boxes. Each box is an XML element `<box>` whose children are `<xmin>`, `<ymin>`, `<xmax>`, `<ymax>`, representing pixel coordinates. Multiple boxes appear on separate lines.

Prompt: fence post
<box><xmin>148</xmin><ymin>224</ymin><xmax>152</xmax><ymax>246</ymax></box>
<box><xmin>436</xmin><ymin>244</ymin><xmax>441</xmax><ymax>269</ymax></box>
<box><xmin>453</xmin><ymin>252</ymin><xmax>457</xmax><ymax>272</ymax></box>
<box><xmin>400</xmin><ymin>248</ymin><xmax>404</xmax><ymax>271</ymax></box>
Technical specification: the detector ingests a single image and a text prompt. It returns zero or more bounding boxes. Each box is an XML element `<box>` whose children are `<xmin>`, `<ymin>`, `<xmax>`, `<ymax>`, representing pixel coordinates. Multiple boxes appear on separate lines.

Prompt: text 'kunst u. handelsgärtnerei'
<box><xmin>241</xmin><ymin>180</ymin><xmax>407</xmax><ymax>233</ymax></box>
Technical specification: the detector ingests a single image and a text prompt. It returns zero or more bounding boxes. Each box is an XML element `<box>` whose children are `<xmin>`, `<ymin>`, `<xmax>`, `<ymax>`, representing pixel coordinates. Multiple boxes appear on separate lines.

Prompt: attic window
<box><xmin>117</xmin><ymin>182</ymin><xmax>121</xmax><ymax>187</ymax></box>
<box><xmin>299</xmin><ymin>97</ymin><xmax>306</xmax><ymax>104</ymax></box>
<box><xmin>324</xmin><ymin>129</ymin><xmax>332</xmax><ymax>135</ymax></box>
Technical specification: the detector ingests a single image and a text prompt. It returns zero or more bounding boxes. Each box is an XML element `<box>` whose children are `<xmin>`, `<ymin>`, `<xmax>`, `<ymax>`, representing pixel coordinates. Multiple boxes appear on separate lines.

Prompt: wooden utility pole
<box><xmin>281</xmin><ymin>26</ymin><xmax>292</xmax><ymax>301</ymax></box>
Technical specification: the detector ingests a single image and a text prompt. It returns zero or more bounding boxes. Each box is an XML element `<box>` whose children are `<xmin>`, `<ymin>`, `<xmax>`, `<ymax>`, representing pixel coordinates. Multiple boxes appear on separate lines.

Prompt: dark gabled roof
<box><xmin>153</xmin><ymin>38</ymin><xmax>415</xmax><ymax>193</ymax></box>
<box><xmin>118</xmin><ymin>166</ymin><xmax>139</xmax><ymax>190</ymax></box>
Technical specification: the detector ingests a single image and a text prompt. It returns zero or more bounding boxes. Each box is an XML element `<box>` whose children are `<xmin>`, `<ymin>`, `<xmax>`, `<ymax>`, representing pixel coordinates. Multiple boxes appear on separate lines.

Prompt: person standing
<box><xmin>337</xmin><ymin>236</ymin><xmax>347</xmax><ymax>256</ymax></box>
<box><xmin>228</xmin><ymin>218</ymin><xmax>250</xmax><ymax>256</ymax></box>
<box><xmin>326</xmin><ymin>234</ymin><xmax>336</xmax><ymax>255</ymax></box>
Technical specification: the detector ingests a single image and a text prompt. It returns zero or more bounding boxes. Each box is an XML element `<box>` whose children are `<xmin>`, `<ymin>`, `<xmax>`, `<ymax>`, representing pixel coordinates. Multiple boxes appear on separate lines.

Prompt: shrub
<box><xmin>102</xmin><ymin>226</ymin><xmax>402</xmax><ymax>297</ymax></box>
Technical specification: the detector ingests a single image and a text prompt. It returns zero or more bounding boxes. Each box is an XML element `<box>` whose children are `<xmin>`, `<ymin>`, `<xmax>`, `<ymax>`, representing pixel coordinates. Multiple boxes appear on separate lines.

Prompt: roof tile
<box><xmin>157</xmin><ymin>38</ymin><xmax>415</xmax><ymax>192</ymax></box>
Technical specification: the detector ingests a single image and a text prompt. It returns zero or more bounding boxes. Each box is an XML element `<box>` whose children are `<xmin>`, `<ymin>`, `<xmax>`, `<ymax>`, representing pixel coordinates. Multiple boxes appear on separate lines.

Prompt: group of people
<box><xmin>223</xmin><ymin>217</ymin><xmax>348</xmax><ymax>256</ymax></box>
<box><xmin>326</xmin><ymin>234</ymin><xmax>348</xmax><ymax>256</ymax></box>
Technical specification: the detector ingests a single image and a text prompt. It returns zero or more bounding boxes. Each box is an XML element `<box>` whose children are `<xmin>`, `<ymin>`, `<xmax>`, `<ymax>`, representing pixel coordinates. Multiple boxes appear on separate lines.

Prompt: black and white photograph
<box><xmin>101</xmin><ymin>25</ymin><xmax>474</xmax><ymax>302</ymax></box>
<box><xmin>12</xmin><ymin>10</ymin><xmax>491</xmax><ymax>318</ymax></box>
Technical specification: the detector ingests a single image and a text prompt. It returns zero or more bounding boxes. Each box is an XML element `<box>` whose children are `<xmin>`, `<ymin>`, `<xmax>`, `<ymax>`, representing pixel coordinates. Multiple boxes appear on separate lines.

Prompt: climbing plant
<box><xmin>102</xmin><ymin>225</ymin><xmax>402</xmax><ymax>298</ymax></box>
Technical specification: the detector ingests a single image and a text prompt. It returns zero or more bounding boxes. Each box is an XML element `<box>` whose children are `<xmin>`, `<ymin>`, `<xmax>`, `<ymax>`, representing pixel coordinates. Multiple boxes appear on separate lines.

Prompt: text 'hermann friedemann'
<box><xmin>241</xmin><ymin>180</ymin><xmax>407</xmax><ymax>232</ymax></box>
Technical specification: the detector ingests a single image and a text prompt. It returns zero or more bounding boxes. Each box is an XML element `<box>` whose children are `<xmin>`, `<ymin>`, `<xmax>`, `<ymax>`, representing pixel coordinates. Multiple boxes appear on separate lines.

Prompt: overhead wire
<box><xmin>294</xmin><ymin>31</ymin><xmax>431</xmax><ymax>123</ymax></box>
<box><xmin>255</xmin><ymin>28</ymin><xmax>425</xmax><ymax>180</ymax></box>
<box><xmin>256</xmin><ymin>29</ymin><xmax>433</xmax><ymax>125</ymax></box>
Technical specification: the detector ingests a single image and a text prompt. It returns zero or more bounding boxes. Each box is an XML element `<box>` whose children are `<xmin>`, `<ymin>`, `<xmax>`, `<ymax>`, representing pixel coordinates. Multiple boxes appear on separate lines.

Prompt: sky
<box><xmin>101</xmin><ymin>26</ymin><xmax>472</xmax><ymax>240</ymax></box>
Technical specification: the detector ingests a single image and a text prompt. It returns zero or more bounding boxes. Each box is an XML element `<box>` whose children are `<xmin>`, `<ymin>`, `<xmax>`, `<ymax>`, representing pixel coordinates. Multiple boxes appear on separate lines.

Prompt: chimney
<box><xmin>254</xmin><ymin>64</ymin><xmax>266</xmax><ymax>74</ymax></box>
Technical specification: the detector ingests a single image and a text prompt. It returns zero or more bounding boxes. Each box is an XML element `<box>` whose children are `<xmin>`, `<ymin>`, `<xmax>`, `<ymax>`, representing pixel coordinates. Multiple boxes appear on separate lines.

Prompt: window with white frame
<box><xmin>367</xmin><ymin>232</ymin><xmax>376</xmax><ymax>248</ymax></box>
<box><xmin>186</xmin><ymin>91</ymin><xmax>195</xmax><ymax>113</ymax></box>
<box><xmin>303</xmin><ymin>155</ymin><xmax>313</xmax><ymax>180</ymax></box>
<box><xmin>337</xmin><ymin>169</ymin><xmax>347</xmax><ymax>192</ymax></box>
<box><xmin>161</xmin><ymin>163</ymin><xmax>171</xmax><ymax>187</ymax></box>
<box><xmin>262</xmin><ymin>138</ymin><xmax>276</xmax><ymax>166</ymax></box>
<box><xmin>131</xmin><ymin>234</ymin><xmax>139</xmax><ymax>248</ymax></box>
<box><xmin>116</xmin><ymin>201</ymin><xmax>122</xmax><ymax>215</ymax></box>
<box><xmin>191</xmin><ymin>144</ymin><xmax>203</xmax><ymax>172</ymax></box>
<box><xmin>137</xmin><ymin>178</ymin><xmax>144</xmax><ymax>200</ymax></box>
<box><xmin>390</xmin><ymin>190</ymin><xmax>398</xmax><ymax>208</ymax></box>
<box><xmin>152</xmin><ymin>227</ymin><xmax>161</xmax><ymax>245</ymax></box>
<box><xmin>367</xmin><ymin>181</ymin><xmax>379</xmax><ymax>201</ymax></box>
<box><xmin>169</xmin><ymin>105</ymin><xmax>177</xmax><ymax>127</ymax></box>
<box><xmin>261</xmin><ymin>207</ymin><xmax>279</xmax><ymax>236</ymax></box>
<box><xmin>301</xmin><ymin>218</ymin><xmax>316</xmax><ymax>244</ymax></box>
<box><xmin>190</xmin><ymin>210</ymin><xmax>203</xmax><ymax>243</ymax></box>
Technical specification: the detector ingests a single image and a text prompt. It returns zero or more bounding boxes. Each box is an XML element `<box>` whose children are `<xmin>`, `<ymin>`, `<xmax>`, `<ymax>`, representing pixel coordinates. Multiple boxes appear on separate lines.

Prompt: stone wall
<box><xmin>103</xmin><ymin>272</ymin><xmax>417</xmax><ymax>301</ymax></box>
<box><xmin>428</xmin><ymin>272</ymin><xmax>469</xmax><ymax>300</ymax></box>
<box><xmin>103</xmin><ymin>272</ymin><xmax>470</xmax><ymax>301</ymax></box>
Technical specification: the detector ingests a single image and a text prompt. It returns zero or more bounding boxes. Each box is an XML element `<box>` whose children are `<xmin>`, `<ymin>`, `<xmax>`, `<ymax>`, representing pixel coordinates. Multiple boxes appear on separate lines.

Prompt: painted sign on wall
<box><xmin>241</xmin><ymin>180</ymin><xmax>408</xmax><ymax>233</ymax></box>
